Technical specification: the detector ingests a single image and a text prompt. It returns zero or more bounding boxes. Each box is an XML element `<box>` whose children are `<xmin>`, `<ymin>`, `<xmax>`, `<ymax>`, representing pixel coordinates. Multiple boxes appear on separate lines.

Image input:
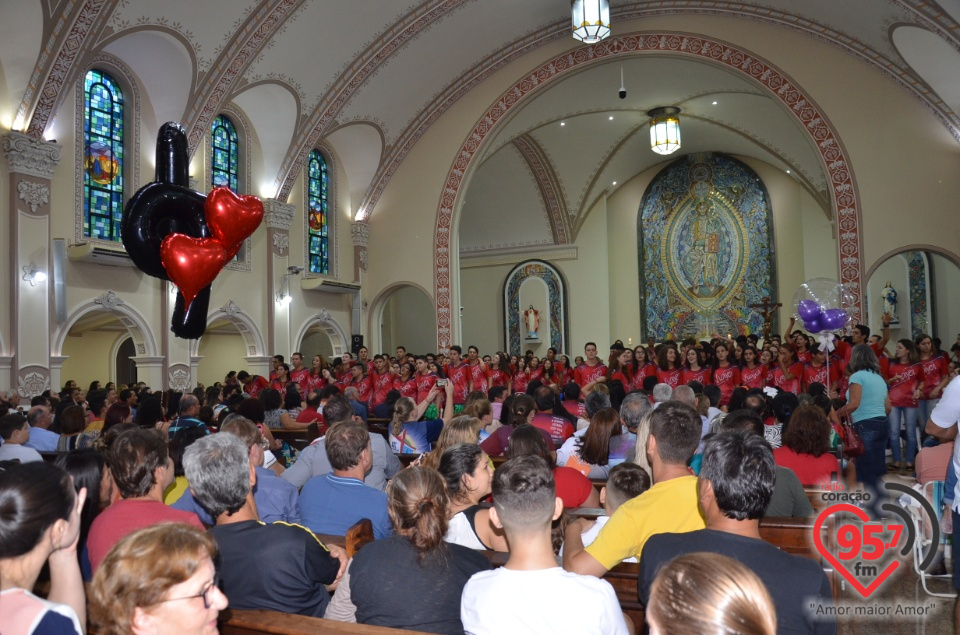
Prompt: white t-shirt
<box><xmin>0</xmin><ymin>443</ymin><xmax>42</xmax><ymax>463</ymax></box>
<box><xmin>928</xmin><ymin>375</ymin><xmax>960</xmax><ymax>510</ymax></box>
<box><xmin>461</xmin><ymin>567</ymin><xmax>629</xmax><ymax>635</ymax></box>
<box><xmin>557</xmin><ymin>516</ymin><xmax>637</xmax><ymax>563</ymax></box>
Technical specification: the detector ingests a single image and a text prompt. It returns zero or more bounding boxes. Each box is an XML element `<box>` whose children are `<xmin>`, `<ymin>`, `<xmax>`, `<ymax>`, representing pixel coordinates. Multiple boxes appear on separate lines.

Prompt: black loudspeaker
<box><xmin>351</xmin><ymin>335</ymin><xmax>364</xmax><ymax>354</ymax></box>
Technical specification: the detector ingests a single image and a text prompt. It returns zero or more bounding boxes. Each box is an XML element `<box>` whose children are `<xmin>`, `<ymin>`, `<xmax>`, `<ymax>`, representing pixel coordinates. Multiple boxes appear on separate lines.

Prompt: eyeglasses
<box><xmin>156</xmin><ymin>577</ymin><xmax>220</xmax><ymax>610</ymax></box>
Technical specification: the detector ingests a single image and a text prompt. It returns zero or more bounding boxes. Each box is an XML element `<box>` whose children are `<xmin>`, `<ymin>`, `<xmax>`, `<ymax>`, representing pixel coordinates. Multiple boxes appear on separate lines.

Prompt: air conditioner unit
<box><xmin>66</xmin><ymin>242</ymin><xmax>136</xmax><ymax>267</ymax></box>
<box><xmin>300</xmin><ymin>278</ymin><xmax>361</xmax><ymax>295</ymax></box>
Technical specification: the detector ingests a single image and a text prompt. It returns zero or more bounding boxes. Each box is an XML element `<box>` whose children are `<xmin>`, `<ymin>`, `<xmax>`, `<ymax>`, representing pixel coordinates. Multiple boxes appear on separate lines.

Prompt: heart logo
<box><xmin>813</xmin><ymin>503</ymin><xmax>900</xmax><ymax>598</ymax></box>
<box><xmin>205</xmin><ymin>186</ymin><xmax>264</xmax><ymax>255</ymax></box>
<box><xmin>160</xmin><ymin>234</ymin><xmax>228</xmax><ymax>309</ymax></box>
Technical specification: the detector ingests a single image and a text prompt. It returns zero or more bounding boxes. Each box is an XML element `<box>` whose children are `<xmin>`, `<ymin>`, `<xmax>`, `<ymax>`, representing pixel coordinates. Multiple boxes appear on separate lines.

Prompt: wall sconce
<box><xmin>276</xmin><ymin>265</ymin><xmax>304</xmax><ymax>307</ymax></box>
<box><xmin>22</xmin><ymin>263</ymin><xmax>47</xmax><ymax>286</ymax></box>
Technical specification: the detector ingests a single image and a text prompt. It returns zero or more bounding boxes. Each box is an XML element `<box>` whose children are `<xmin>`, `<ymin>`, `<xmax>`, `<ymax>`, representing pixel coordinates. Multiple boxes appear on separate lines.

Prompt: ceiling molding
<box><xmin>356</xmin><ymin>1</ymin><xmax>959</xmax><ymax>224</ymax></box>
<box><xmin>21</xmin><ymin>0</ymin><xmax>120</xmax><ymax>138</ymax></box>
<box><xmin>182</xmin><ymin>0</ymin><xmax>307</xmax><ymax>153</ymax></box>
<box><xmin>274</xmin><ymin>0</ymin><xmax>472</xmax><ymax>201</ymax></box>
<box><xmin>895</xmin><ymin>0</ymin><xmax>960</xmax><ymax>55</ymax></box>
<box><xmin>460</xmin><ymin>244</ymin><xmax>578</xmax><ymax>268</ymax></box>
<box><xmin>512</xmin><ymin>134</ymin><xmax>569</xmax><ymax>244</ymax></box>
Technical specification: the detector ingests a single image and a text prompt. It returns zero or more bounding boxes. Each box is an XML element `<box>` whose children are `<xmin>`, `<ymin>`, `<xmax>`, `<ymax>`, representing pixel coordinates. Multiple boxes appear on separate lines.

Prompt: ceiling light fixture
<box><xmin>571</xmin><ymin>0</ymin><xmax>611</xmax><ymax>43</ymax></box>
<box><xmin>612</xmin><ymin>181</ymin><xmax>617</xmax><ymax>185</ymax></box>
<box><xmin>22</xmin><ymin>263</ymin><xmax>47</xmax><ymax>287</ymax></box>
<box><xmin>560</xmin><ymin>122</ymin><xmax>566</xmax><ymax>126</ymax></box>
<box><xmin>276</xmin><ymin>265</ymin><xmax>303</xmax><ymax>307</ymax></box>
<box><xmin>647</xmin><ymin>106</ymin><xmax>682</xmax><ymax>155</ymax></box>
<box><xmin>712</xmin><ymin>101</ymin><xmax>718</xmax><ymax>105</ymax></box>
<box><xmin>609</xmin><ymin>116</ymin><xmax>614</xmax><ymax>120</ymax></box>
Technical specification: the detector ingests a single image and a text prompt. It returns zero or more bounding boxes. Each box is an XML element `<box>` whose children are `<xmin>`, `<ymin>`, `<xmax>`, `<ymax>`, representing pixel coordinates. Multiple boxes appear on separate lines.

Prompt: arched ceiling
<box><xmin>7</xmin><ymin>0</ymin><xmax>960</xmax><ymax>234</ymax></box>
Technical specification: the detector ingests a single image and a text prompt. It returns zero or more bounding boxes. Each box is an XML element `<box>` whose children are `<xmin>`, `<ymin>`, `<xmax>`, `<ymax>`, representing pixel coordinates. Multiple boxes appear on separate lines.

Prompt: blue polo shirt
<box><xmin>300</xmin><ymin>473</ymin><xmax>391</xmax><ymax>540</ymax></box>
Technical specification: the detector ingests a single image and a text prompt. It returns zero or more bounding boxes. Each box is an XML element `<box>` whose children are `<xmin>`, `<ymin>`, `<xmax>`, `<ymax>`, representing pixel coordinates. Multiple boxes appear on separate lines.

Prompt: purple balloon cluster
<box><xmin>797</xmin><ymin>300</ymin><xmax>847</xmax><ymax>333</ymax></box>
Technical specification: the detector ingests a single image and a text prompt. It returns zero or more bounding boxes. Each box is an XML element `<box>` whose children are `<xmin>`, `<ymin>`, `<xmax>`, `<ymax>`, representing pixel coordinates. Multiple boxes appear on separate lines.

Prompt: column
<box><xmin>3</xmin><ymin>131</ymin><xmax>62</xmax><ymax>398</ymax></box>
<box><xmin>244</xmin><ymin>355</ymin><xmax>272</xmax><ymax>377</ymax></box>
<box><xmin>350</xmin><ymin>221</ymin><xmax>369</xmax><ymax>285</ymax></box>
<box><xmin>264</xmin><ymin>198</ymin><xmax>295</xmax><ymax>354</ymax></box>
<box><xmin>130</xmin><ymin>356</ymin><xmax>165</xmax><ymax>391</ymax></box>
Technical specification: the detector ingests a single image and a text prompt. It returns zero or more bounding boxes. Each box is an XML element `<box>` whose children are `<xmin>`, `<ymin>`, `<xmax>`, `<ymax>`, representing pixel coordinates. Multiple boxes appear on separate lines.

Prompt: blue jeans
<box><xmin>887</xmin><ymin>406</ymin><xmax>919</xmax><ymax>464</ymax></box>
<box><xmin>855</xmin><ymin>416</ymin><xmax>889</xmax><ymax>518</ymax></box>
<box><xmin>919</xmin><ymin>398</ymin><xmax>939</xmax><ymax>441</ymax></box>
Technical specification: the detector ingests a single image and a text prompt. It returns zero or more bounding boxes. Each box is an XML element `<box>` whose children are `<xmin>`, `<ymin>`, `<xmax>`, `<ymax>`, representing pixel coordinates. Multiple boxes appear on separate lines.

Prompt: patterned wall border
<box><xmin>357</xmin><ymin>1</ymin><xmax>959</xmax><ymax>224</ymax></box>
<box><xmin>73</xmin><ymin>53</ymin><xmax>142</xmax><ymax>250</ymax></box>
<box><xmin>184</xmin><ymin>0</ymin><xmax>306</xmax><ymax>152</ymax></box>
<box><xmin>432</xmin><ymin>32</ymin><xmax>863</xmax><ymax>351</ymax></box>
<box><xmin>22</xmin><ymin>0</ymin><xmax>119</xmax><ymax>138</ymax></box>
<box><xmin>905</xmin><ymin>250</ymin><xmax>928</xmax><ymax>339</ymax></box>
<box><xmin>512</xmin><ymin>135</ymin><xmax>569</xmax><ymax>244</ymax></box>
<box><xmin>274</xmin><ymin>0</ymin><xmax>472</xmax><ymax>200</ymax></box>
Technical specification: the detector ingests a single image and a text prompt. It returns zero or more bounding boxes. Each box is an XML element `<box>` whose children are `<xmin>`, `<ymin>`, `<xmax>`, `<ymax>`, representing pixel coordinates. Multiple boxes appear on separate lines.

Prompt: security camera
<box><xmin>618</xmin><ymin>66</ymin><xmax>626</xmax><ymax>100</ymax></box>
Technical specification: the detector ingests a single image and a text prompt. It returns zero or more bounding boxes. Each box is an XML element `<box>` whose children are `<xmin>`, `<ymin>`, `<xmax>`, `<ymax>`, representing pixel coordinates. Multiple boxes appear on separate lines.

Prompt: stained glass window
<box><xmin>307</xmin><ymin>150</ymin><xmax>329</xmax><ymax>275</ymax></box>
<box><xmin>212</xmin><ymin>115</ymin><xmax>239</xmax><ymax>192</ymax></box>
<box><xmin>83</xmin><ymin>69</ymin><xmax>124</xmax><ymax>241</ymax></box>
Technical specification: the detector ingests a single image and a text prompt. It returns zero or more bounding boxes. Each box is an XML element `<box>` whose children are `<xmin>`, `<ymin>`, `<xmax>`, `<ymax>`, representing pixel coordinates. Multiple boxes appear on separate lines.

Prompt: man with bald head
<box><xmin>166</xmin><ymin>394</ymin><xmax>209</xmax><ymax>440</ymax></box>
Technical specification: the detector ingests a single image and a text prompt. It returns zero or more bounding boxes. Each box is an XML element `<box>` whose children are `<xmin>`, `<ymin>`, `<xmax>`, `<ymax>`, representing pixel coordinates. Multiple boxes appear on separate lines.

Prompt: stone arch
<box><xmin>503</xmin><ymin>260</ymin><xmax>569</xmax><ymax>354</ymax></box>
<box><xmin>433</xmin><ymin>31</ymin><xmax>864</xmax><ymax>350</ymax></box>
<box><xmin>187</xmin><ymin>301</ymin><xmax>266</xmax><ymax>358</ymax></box>
<box><xmin>53</xmin><ymin>292</ymin><xmax>158</xmax><ymax>358</ymax></box>
<box><xmin>294</xmin><ymin>311</ymin><xmax>349</xmax><ymax>358</ymax></box>
<box><xmin>865</xmin><ymin>244</ymin><xmax>960</xmax><ymax>280</ymax></box>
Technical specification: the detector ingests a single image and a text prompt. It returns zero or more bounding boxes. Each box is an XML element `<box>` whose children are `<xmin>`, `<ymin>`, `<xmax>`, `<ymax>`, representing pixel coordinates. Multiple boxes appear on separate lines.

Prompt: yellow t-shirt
<box><xmin>585</xmin><ymin>475</ymin><xmax>705</xmax><ymax>570</ymax></box>
<box><xmin>163</xmin><ymin>475</ymin><xmax>189</xmax><ymax>505</ymax></box>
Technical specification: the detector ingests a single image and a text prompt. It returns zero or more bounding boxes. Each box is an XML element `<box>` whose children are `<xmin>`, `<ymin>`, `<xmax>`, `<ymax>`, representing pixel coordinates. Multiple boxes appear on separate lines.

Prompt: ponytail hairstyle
<box><xmin>507</xmin><ymin>394</ymin><xmax>536</xmax><ymax>427</ymax></box>
<box><xmin>391</xmin><ymin>397</ymin><xmax>417</xmax><ymax>437</ymax></box>
<box><xmin>387</xmin><ymin>466</ymin><xmax>450</xmax><ymax>560</ymax></box>
<box><xmin>0</xmin><ymin>462</ymin><xmax>76</xmax><ymax>559</ymax></box>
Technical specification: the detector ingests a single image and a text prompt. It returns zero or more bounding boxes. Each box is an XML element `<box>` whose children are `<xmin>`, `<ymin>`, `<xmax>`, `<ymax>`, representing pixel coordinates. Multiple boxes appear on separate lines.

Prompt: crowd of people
<box><xmin>2</xmin><ymin>319</ymin><xmax>960</xmax><ymax>635</ymax></box>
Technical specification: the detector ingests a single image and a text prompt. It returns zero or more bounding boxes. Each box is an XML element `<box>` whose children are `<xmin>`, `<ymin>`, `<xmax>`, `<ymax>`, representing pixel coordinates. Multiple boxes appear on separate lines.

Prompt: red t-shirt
<box><xmin>531</xmin><ymin>412</ymin><xmax>575</xmax><ymax>448</ymax></box>
<box><xmin>711</xmin><ymin>365</ymin><xmax>741</xmax><ymax>405</ymax></box>
<box><xmin>290</xmin><ymin>367</ymin><xmax>310</xmax><ymax>395</ymax></box>
<box><xmin>796</xmin><ymin>349</ymin><xmax>812</xmax><ymax>364</ymax></box>
<box><xmin>656</xmin><ymin>367</ymin><xmax>682</xmax><ymax>388</ymax></box>
<box><xmin>562</xmin><ymin>400</ymin><xmax>587</xmax><ymax>420</ymax></box>
<box><xmin>574</xmin><ymin>362</ymin><xmax>607</xmax><ymax>388</ymax></box>
<box><xmin>396</xmin><ymin>377</ymin><xmax>418</xmax><ymax>400</ymax></box>
<box><xmin>631</xmin><ymin>363</ymin><xmax>657</xmax><ymax>390</ymax></box>
<box><xmin>773</xmin><ymin>446</ymin><xmax>838</xmax><ymax>486</ymax></box>
<box><xmin>681</xmin><ymin>367</ymin><xmax>711</xmax><ymax>386</ymax></box>
<box><xmin>445</xmin><ymin>362</ymin><xmax>470</xmax><ymax>404</ymax></box>
<box><xmin>767</xmin><ymin>362</ymin><xmax>803</xmax><ymax>394</ymax></box>
<box><xmin>87</xmin><ymin>499</ymin><xmax>203</xmax><ymax>574</ymax></box>
<box><xmin>369</xmin><ymin>371</ymin><xmax>394</xmax><ymax>409</ymax></box>
<box><xmin>346</xmin><ymin>375</ymin><xmax>373</xmax><ymax>406</ymax></box>
<box><xmin>415</xmin><ymin>373</ymin><xmax>438</xmax><ymax>403</ymax></box>
<box><xmin>511</xmin><ymin>371</ymin><xmax>529</xmax><ymax>394</ymax></box>
<box><xmin>802</xmin><ymin>363</ymin><xmax>840</xmax><ymax>391</ymax></box>
<box><xmin>920</xmin><ymin>356</ymin><xmax>948</xmax><ymax>400</ymax></box>
<box><xmin>888</xmin><ymin>361</ymin><xmax>923</xmax><ymax>408</ymax></box>
<box><xmin>305</xmin><ymin>372</ymin><xmax>327</xmax><ymax>395</ymax></box>
<box><xmin>740</xmin><ymin>365</ymin><xmax>766</xmax><ymax>390</ymax></box>
<box><xmin>469</xmin><ymin>362</ymin><xmax>489</xmax><ymax>393</ymax></box>
<box><xmin>553</xmin><ymin>466</ymin><xmax>595</xmax><ymax>508</ymax></box>
<box><xmin>487</xmin><ymin>369</ymin><xmax>510</xmax><ymax>388</ymax></box>
<box><xmin>245</xmin><ymin>375</ymin><xmax>269</xmax><ymax>398</ymax></box>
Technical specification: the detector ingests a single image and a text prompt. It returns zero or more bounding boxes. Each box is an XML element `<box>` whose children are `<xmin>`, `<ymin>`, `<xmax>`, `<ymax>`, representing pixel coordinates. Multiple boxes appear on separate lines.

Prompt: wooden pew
<box><xmin>269</xmin><ymin>423</ymin><xmax>319</xmax><ymax>450</ymax></box>
<box><xmin>220</xmin><ymin>609</ymin><xmax>433</xmax><ymax>635</ymax></box>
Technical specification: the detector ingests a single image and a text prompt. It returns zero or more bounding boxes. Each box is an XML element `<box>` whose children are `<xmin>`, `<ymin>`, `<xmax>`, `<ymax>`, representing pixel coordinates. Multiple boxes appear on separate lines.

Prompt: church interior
<box><xmin>1</xmin><ymin>0</ymin><xmax>959</xmax><ymax>391</ymax></box>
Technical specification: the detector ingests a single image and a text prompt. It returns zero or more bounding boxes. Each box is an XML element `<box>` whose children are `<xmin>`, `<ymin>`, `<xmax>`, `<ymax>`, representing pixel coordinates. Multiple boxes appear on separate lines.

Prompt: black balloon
<box><xmin>122</xmin><ymin>122</ymin><xmax>212</xmax><ymax>339</ymax></box>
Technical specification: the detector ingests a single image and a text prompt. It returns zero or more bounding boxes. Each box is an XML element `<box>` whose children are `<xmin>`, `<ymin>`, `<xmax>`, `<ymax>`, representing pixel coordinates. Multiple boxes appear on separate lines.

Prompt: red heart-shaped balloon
<box><xmin>205</xmin><ymin>186</ymin><xmax>264</xmax><ymax>254</ymax></box>
<box><xmin>813</xmin><ymin>503</ymin><xmax>900</xmax><ymax>598</ymax></box>
<box><xmin>160</xmin><ymin>234</ymin><xmax>228</xmax><ymax>309</ymax></box>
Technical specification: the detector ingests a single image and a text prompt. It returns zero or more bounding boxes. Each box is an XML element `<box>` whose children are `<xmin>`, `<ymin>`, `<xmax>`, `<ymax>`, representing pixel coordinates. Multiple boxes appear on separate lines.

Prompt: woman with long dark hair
<box><xmin>656</xmin><ymin>345</ymin><xmax>682</xmax><ymax>388</ymax></box>
<box><xmin>440</xmin><ymin>443</ymin><xmax>508</xmax><ymax>552</ymax></box>
<box><xmin>557</xmin><ymin>407</ymin><xmax>624</xmax><ymax>479</ymax></box>
<box><xmin>0</xmin><ymin>462</ymin><xmax>87</xmax><ymax>633</ymax></box>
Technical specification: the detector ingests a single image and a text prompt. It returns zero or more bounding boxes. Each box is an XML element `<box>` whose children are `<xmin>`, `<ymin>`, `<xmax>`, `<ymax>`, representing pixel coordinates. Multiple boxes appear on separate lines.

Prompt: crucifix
<box><xmin>750</xmin><ymin>296</ymin><xmax>782</xmax><ymax>341</ymax></box>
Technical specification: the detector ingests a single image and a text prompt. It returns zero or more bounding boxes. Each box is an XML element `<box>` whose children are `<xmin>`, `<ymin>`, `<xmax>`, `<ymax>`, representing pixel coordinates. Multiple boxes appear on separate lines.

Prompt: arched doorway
<box><xmin>866</xmin><ymin>247</ymin><xmax>960</xmax><ymax>344</ymax></box>
<box><xmin>374</xmin><ymin>284</ymin><xmax>437</xmax><ymax>355</ymax></box>
<box><xmin>114</xmin><ymin>337</ymin><xmax>137</xmax><ymax>386</ymax></box>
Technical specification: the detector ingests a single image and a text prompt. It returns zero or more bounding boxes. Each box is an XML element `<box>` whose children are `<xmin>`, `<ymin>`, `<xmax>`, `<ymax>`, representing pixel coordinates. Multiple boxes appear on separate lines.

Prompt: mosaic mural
<box><xmin>504</xmin><ymin>261</ymin><xmax>566</xmax><ymax>355</ymax></box>
<box><xmin>906</xmin><ymin>251</ymin><xmax>928</xmax><ymax>339</ymax></box>
<box><xmin>638</xmin><ymin>153</ymin><xmax>776</xmax><ymax>340</ymax></box>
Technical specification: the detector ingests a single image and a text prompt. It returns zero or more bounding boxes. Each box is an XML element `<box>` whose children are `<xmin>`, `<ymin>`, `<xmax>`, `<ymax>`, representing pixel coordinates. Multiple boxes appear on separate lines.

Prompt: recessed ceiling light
<box><xmin>712</xmin><ymin>101</ymin><xmax>718</xmax><ymax>105</ymax></box>
<box><xmin>609</xmin><ymin>116</ymin><xmax>614</xmax><ymax>120</ymax></box>
<box><xmin>560</xmin><ymin>122</ymin><xmax>566</xmax><ymax>126</ymax></box>
<box><xmin>612</xmin><ymin>181</ymin><xmax>617</xmax><ymax>185</ymax></box>
<box><xmin>786</xmin><ymin>170</ymin><xmax>791</xmax><ymax>174</ymax></box>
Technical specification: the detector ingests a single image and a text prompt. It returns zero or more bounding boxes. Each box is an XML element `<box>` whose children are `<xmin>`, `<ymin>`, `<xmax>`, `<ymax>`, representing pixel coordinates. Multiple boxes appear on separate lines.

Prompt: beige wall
<box><xmin>60</xmin><ymin>330</ymin><xmax>123</xmax><ymax>388</ymax></box>
<box><xmin>197</xmin><ymin>332</ymin><xmax>248</xmax><ymax>387</ymax></box>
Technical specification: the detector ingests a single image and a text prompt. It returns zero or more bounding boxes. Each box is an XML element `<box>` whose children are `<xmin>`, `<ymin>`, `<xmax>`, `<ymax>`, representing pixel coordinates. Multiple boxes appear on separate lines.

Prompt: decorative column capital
<box><xmin>351</xmin><ymin>221</ymin><xmax>370</xmax><ymax>247</ymax></box>
<box><xmin>3</xmin><ymin>131</ymin><xmax>62</xmax><ymax>178</ymax></box>
<box><xmin>264</xmin><ymin>198</ymin><xmax>295</xmax><ymax>230</ymax></box>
